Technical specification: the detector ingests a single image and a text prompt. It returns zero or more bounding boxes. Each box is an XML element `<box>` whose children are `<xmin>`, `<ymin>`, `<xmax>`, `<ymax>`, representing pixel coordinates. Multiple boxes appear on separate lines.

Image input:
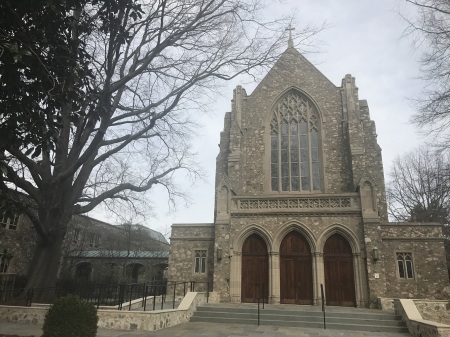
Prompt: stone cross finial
<box><xmin>286</xmin><ymin>24</ymin><xmax>295</xmax><ymax>48</ymax></box>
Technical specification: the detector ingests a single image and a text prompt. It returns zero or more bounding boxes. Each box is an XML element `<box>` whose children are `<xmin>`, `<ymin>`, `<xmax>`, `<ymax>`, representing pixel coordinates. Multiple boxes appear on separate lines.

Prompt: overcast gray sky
<box><xmin>88</xmin><ymin>0</ymin><xmax>427</xmax><ymax>237</ymax></box>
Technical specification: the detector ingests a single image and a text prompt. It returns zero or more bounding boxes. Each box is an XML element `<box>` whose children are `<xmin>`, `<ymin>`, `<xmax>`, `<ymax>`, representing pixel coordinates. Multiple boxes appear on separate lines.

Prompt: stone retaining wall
<box><xmin>395</xmin><ymin>299</ymin><xmax>450</xmax><ymax>337</ymax></box>
<box><xmin>414</xmin><ymin>300</ymin><xmax>450</xmax><ymax>325</ymax></box>
<box><xmin>0</xmin><ymin>292</ymin><xmax>207</xmax><ymax>332</ymax></box>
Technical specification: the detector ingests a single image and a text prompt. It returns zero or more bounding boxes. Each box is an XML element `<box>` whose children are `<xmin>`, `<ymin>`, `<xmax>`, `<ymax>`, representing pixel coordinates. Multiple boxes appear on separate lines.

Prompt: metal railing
<box><xmin>256</xmin><ymin>282</ymin><xmax>267</xmax><ymax>326</ymax></box>
<box><xmin>0</xmin><ymin>279</ymin><xmax>210</xmax><ymax>311</ymax></box>
<box><xmin>321</xmin><ymin>283</ymin><xmax>326</xmax><ymax>329</ymax></box>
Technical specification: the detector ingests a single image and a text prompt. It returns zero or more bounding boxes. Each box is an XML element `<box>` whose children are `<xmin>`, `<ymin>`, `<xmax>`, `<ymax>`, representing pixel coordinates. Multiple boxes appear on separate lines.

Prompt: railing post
<box><xmin>96</xmin><ymin>285</ymin><xmax>102</xmax><ymax>309</ymax></box>
<box><xmin>143</xmin><ymin>284</ymin><xmax>147</xmax><ymax>311</ymax></box>
<box><xmin>321</xmin><ymin>283</ymin><xmax>326</xmax><ymax>329</ymax></box>
<box><xmin>129</xmin><ymin>284</ymin><xmax>133</xmax><ymax>311</ymax></box>
<box><xmin>257</xmin><ymin>297</ymin><xmax>260</xmax><ymax>326</ymax></box>
<box><xmin>207</xmin><ymin>282</ymin><xmax>209</xmax><ymax>303</ymax></box>
<box><xmin>172</xmin><ymin>282</ymin><xmax>176</xmax><ymax>309</ymax></box>
<box><xmin>160</xmin><ymin>283</ymin><xmax>164</xmax><ymax>310</ymax></box>
<box><xmin>118</xmin><ymin>284</ymin><xmax>125</xmax><ymax>310</ymax></box>
<box><xmin>262</xmin><ymin>283</ymin><xmax>265</xmax><ymax>309</ymax></box>
<box><xmin>153</xmin><ymin>283</ymin><xmax>156</xmax><ymax>311</ymax></box>
<box><xmin>26</xmin><ymin>288</ymin><xmax>34</xmax><ymax>307</ymax></box>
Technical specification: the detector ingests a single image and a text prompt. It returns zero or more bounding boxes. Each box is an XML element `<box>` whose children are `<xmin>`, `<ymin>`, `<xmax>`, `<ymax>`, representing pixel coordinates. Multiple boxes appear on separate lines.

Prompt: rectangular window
<box><xmin>0</xmin><ymin>212</ymin><xmax>18</xmax><ymax>230</ymax></box>
<box><xmin>88</xmin><ymin>234</ymin><xmax>100</xmax><ymax>248</ymax></box>
<box><xmin>396</xmin><ymin>252</ymin><xmax>414</xmax><ymax>279</ymax></box>
<box><xmin>194</xmin><ymin>250</ymin><xmax>207</xmax><ymax>274</ymax></box>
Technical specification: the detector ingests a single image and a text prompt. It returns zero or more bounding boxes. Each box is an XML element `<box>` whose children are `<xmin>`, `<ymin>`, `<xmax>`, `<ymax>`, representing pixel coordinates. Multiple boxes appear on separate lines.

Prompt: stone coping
<box><xmin>397</xmin><ymin>299</ymin><xmax>450</xmax><ymax>337</ymax></box>
<box><xmin>171</xmin><ymin>223</ymin><xmax>214</xmax><ymax>227</ymax></box>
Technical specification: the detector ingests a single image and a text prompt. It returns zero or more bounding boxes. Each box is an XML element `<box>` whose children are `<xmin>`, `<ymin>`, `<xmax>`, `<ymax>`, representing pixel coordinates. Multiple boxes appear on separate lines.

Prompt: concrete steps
<box><xmin>191</xmin><ymin>304</ymin><xmax>408</xmax><ymax>333</ymax></box>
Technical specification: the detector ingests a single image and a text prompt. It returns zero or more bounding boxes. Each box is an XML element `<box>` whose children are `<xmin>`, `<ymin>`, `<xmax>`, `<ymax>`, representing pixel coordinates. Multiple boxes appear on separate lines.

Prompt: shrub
<box><xmin>42</xmin><ymin>295</ymin><xmax>98</xmax><ymax>337</ymax></box>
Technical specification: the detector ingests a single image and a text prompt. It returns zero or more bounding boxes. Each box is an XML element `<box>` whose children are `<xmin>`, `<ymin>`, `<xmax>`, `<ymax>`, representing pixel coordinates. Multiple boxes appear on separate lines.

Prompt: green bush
<box><xmin>42</xmin><ymin>295</ymin><xmax>98</xmax><ymax>337</ymax></box>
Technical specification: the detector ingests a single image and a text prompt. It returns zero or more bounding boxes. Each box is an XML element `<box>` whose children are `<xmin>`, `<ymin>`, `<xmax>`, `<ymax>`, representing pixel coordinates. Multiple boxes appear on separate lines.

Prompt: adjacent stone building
<box><xmin>168</xmin><ymin>41</ymin><xmax>449</xmax><ymax>307</ymax></box>
<box><xmin>0</xmin><ymin>210</ymin><xmax>169</xmax><ymax>288</ymax></box>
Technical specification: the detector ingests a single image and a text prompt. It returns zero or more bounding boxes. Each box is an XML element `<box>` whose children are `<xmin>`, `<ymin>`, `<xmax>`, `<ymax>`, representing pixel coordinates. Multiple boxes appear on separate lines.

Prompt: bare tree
<box><xmin>403</xmin><ymin>1</ymin><xmax>450</xmax><ymax>145</ymax></box>
<box><xmin>0</xmin><ymin>0</ymin><xmax>322</xmax><ymax>292</ymax></box>
<box><xmin>387</xmin><ymin>147</ymin><xmax>450</xmax><ymax>223</ymax></box>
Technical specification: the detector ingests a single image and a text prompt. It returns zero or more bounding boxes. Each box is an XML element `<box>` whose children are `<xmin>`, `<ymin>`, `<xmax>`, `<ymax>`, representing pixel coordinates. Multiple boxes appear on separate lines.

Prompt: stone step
<box><xmin>196</xmin><ymin>305</ymin><xmax>402</xmax><ymax>320</ymax></box>
<box><xmin>191</xmin><ymin>305</ymin><xmax>408</xmax><ymax>333</ymax></box>
<box><xmin>194</xmin><ymin>310</ymin><xmax>405</xmax><ymax>327</ymax></box>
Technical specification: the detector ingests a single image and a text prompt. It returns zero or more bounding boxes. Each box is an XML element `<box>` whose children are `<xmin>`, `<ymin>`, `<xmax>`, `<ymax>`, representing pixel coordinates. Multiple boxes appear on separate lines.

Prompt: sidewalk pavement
<box><xmin>0</xmin><ymin>321</ymin><xmax>411</xmax><ymax>337</ymax></box>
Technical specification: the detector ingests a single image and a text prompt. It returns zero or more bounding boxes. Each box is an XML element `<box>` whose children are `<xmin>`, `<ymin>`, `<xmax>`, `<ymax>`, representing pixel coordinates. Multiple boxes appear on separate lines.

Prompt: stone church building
<box><xmin>168</xmin><ymin>40</ymin><xmax>449</xmax><ymax>307</ymax></box>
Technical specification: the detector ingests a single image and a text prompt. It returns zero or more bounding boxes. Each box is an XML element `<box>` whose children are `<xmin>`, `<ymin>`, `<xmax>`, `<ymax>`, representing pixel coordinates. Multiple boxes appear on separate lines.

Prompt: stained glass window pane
<box><xmin>290</xmin><ymin>122</ymin><xmax>299</xmax><ymax>191</ymax></box>
<box><xmin>272</xmin><ymin>178</ymin><xmax>278</xmax><ymax>191</ymax></box>
<box><xmin>195</xmin><ymin>257</ymin><xmax>200</xmax><ymax>273</ymax></box>
<box><xmin>281</xmin><ymin>121</ymin><xmax>289</xmax><ymax>191</ymax></box>
<box><xmin>201</xmin><ymin>256</ymin><xmax>206</xmax><ymax>273</ymax></box>
<box><xmin>406</xmin><ymin>260</ymin><xmax>414</xmax><ymax>279</ymax></box>
<box><xmin>311</xmin><ymin>130</ymin><xmax>320</xmax><ymax>190</ymax></box>
<box><xmin>271</xmin><ymin>133</ymin><xmax>278</xmax><ymax>191</ymax></box>
<box><xmin>292</xmin><ymin>177</ymin><xmax>300</xmax><ymax>191</ymax></box>
<box><xmin>312</xmin><ymin>163</ymin><xmax>320</xmax><ymax>190</ymax></box>
<box><xmin>397</xmin><ymin>260</ymin><xmax>405</xmax><ymax>279</ymax></box>
<box><xmin>311</xmin><ymin>131</ymin><xmax>318</xmax><ymax>160</ymax></box>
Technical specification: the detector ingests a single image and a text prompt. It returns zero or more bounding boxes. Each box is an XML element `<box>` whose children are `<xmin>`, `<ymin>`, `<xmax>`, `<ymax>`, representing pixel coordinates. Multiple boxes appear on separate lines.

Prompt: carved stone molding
<box><xmin>232</xmin><ymin>195</ymin><xmax>360</xmax><ymax>214</ymax></box>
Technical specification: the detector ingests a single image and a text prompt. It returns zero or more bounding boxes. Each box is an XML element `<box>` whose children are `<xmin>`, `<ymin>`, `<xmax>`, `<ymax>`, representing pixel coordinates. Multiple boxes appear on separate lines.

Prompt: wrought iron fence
<box><xmin>0</xmin><ymin>279</ymin><xmax>209</xmax><ymax>311</ymax></box>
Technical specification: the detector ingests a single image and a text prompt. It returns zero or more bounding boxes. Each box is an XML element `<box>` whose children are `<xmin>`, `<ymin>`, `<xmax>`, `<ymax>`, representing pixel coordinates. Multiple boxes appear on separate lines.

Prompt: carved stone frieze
<box><xmin>233</xmin><ymin>195</ymin><xmax>360</xmax><ymax>214</ymax></box>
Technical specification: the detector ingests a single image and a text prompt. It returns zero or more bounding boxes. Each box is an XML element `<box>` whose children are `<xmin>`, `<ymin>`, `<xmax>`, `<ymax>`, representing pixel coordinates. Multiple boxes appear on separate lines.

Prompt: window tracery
<box><xmin>270</xmin><ymin>91</ymin><xmax>321</xmax><ymax>192</ymax></box>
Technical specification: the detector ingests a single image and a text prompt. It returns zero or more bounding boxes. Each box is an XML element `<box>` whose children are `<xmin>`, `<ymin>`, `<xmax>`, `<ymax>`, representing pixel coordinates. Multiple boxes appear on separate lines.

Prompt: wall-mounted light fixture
<box><xmin>216</xmin><ymin>247</ymin><xmax>223</xmax><ymax>261</ymax></box>
<box><xmin>372</xmin><ymin>247</ymin><xmax>379</xmax><ymax>261</ymax></box>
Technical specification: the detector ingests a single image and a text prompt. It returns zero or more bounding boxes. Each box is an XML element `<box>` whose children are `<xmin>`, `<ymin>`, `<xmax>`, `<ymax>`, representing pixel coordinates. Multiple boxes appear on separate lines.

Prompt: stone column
<box><xmin>269</xmin><ymin>252</ymin><xmax>280</xmax><ymax>304</ymax></box>
<box><xmin>353</xmin><ymin>252</ymin><xmax>365</xmax><ymax>307</ymax></box>
<box><xmin>314</xmin><ymin>252</ymin><xmax>324</xmax><ymax>305</ymax></box>
<box><xmin>230</xmin><ymin>251</ymin><xmax>241</xmax><ymax>302</ymax></box>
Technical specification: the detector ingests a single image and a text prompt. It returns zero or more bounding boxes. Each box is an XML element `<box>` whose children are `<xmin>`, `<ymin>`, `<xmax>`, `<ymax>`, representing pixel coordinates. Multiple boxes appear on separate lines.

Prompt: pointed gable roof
<box><xmin>250</xmin><ymin>46</ymin><xmax>337</xmax><ymax>100</ymax></box>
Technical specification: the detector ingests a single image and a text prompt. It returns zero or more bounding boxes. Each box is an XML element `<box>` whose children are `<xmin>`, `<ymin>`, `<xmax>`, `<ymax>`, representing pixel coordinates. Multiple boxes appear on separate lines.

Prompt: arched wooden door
<box><xmin>280</xmin><ymin>231</ymin><xmax>313</xmax><ymax>304</ymax></box>
<box><xmin>241</xmin><ymin>234</ymin><xmax>268</xmax><ymax>303</ymax></box>
<box><xmin>323</xmin><ymin>233</ymin><xmax>356</xmax><ymax>307</ymax></box>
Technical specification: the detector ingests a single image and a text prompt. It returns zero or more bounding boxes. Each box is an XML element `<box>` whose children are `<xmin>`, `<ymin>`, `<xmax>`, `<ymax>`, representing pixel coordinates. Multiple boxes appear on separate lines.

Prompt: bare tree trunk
<box><xmin>26</xmin><ymin>230</ymin><xmax>66</xmax><ymax>303</ymax></box>
<box><xmin>26</xmin><ymin>191</ymin><xmax>73</xmax><ymax>302</ymax></box>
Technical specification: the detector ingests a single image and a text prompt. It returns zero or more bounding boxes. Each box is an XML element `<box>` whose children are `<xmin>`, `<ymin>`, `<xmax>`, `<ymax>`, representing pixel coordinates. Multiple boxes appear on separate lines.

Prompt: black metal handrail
<box><xmin>320</xmin><ymin>283</ymin><xmax>326</xmax><ymax>329</ymax></box>
<box><xmin>1</xmin><ymin>279</ymin><xmax>210</xmax><ymax>310</ymax></box>
<box><xmin>257</xmin><ymin>297</ymin><xmax>261</xmax><ymax>326</ymax></box>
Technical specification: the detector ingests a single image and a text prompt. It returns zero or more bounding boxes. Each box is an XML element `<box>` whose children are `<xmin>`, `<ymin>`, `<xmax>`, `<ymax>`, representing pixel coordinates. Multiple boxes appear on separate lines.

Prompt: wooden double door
<box><xmin>323</xmin><ymin>233</ymin><xmax>356</xmax><ymax>307</ymax></box>
<box><xmin>280</xmin><ymin>231</ymin><xmax>313</xmax><ymax>304</ymax></box>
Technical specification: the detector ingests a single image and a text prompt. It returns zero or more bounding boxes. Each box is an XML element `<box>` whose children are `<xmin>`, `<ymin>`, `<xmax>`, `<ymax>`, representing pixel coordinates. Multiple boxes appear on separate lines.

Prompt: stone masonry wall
<box><xmin>233</xmin><ymin>48</ymin><xmax>350</xmax><ymax>196</ymax></box>
<box><xmin>0</xmin><ymin>292</ymin><xmax>209</xmax><ymax>332</ymax></box>
<box><xmin>168</xmin><ymin>224</ymin><xmax>215</xmax><ymax>291</ymax></box>
<box><xmin>382</xmin><ymin>223</ymin><xmax>448</xmax><ymax>299</ymax></box>
<box><xmin>415</xmin><ymin>300</ymin><xmax>450</xmax><ymax>325</ymax></box>
<box><xmin>0</xmin><ymin>213</ymin><xmax>37</xmax><ymax>276</ymax></box>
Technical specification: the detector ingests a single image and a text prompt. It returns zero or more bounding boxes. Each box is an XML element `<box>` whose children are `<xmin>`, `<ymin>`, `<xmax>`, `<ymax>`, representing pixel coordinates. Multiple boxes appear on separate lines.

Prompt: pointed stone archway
<box><xmin>323</xmin><ymin>233</ymin><xmax>356</xmax><ymax>307</ymax></box>
<box><xmin>241</xmin><ymin>233</ymin><xmax>269</xmax><ymax>303</ymax></box>
<box><xmin>280</xmin><ymin>231</ymin><xmax>313</xmax><ymax>304</ymax></box>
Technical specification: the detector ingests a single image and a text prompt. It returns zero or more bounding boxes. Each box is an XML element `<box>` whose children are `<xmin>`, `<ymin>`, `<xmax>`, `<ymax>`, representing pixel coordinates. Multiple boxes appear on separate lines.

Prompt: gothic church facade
<box><xmin>168</xmin><ymin>44</ymin><xmax>449</xmax><ymax>307</ymax></box>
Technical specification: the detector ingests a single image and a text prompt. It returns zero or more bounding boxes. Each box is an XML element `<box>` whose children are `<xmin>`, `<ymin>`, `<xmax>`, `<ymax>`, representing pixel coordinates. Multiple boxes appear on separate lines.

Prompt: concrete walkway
<box><xmin>0</xmin><ymin>321</ymin><xmax>411</xmax><ymax>337</ymax></box>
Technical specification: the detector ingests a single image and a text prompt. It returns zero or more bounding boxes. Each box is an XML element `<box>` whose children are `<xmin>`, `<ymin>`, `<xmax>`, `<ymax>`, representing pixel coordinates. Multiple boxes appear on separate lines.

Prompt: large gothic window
<box><xmin>270</xmin><ymin>91</ymin><xmax>321</xmax><ymax>192</ymax></box>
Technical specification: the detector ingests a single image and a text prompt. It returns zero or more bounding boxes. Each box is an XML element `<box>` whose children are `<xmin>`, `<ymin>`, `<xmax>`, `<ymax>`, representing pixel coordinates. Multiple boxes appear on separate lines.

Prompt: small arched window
<box><xmin>270</xmin><ymin>91</ymin><xmax>321</xmax><ymax>192</ymax></box>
